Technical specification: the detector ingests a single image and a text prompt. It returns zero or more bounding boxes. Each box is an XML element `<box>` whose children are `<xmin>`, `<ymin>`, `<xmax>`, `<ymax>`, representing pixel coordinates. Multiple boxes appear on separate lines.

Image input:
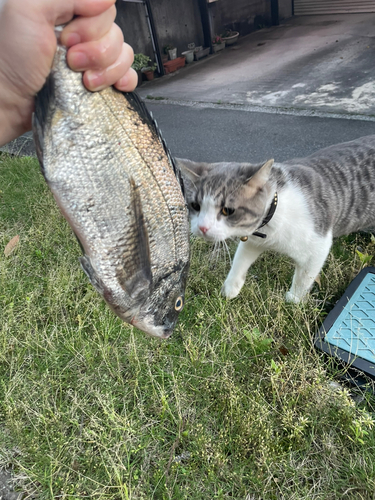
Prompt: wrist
<box><xmin>0</xmin><ymin>73</ymin><xmax>32</xmax><ymax>147</ymax></box>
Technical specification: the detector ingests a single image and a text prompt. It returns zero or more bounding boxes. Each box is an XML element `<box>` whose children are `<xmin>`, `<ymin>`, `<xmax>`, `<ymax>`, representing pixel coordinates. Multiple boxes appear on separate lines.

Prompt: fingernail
<box><xmin>115</xmin><ymin>74</ymin><xmax>130</xmax><ymax>89</ymax></box>
<box><xmin>86</xmin><ymin>71</ymin><xmax>106</xmax><ymax>91</ymax></box>
<box><xmin>64</xmin><ymin>32</ymin><xmax>81</xmax><ymax>47</ymax></box>
<box><xmin>70</xmin><ymin>51</ymin><xmax>90</xmax><ymax>70</ymax></box>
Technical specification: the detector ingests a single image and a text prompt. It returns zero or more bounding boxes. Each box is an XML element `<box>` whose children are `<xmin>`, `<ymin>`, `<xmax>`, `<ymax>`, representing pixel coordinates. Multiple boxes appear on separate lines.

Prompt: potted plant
<box><xmin>163</xmin><ymin>56</ymin><xmax>186</xmax><ymax>74</ymax></box>
<box><xmin>141</xmin><ymin>62</ymin><xmax>157</xmax><ymax>81</ymax></box>
<box><xmin>132</xmin><ymin>53</ymin><xmax>151</xmax><ymax>86</ymax></box>
<box><xmin>164</xmin><ymin>45</ymin><xmax>177</xmax><ymax>60</ymax></box>
<box><xmin>212</xmin><ymin>35</ymin><xmax>225</xmax><ymax>53</ymax></box>
<box><xmin>193</xmin><ymin>46</ymin><xmax>210</xmax><ymax>61</ymax></box>
<box><xmin>220</xmin><ymin>29</ymin><xmax>239</xmax><ymax>46</ymax></box>
<box><xmin>181</xmin><ymin>49</ymin><xmax>194</xmax><ymax>64</ymax></box>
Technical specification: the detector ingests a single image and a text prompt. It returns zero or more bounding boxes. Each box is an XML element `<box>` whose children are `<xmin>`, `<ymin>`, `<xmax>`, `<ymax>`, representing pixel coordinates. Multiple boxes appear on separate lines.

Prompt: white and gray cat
<box><xmin>177</xmin><ymin>135</ymin><xmax>375</xmax><ymax>303</ymax></box>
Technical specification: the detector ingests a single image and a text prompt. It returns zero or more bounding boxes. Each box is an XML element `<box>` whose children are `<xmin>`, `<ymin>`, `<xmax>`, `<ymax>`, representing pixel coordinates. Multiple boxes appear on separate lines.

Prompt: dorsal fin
<box><xmin>32</xmin><ymin>72</ymin><xmax>56</xmax><ymax>175</ymax></box>
<box><xmin>121</xmin><ymin>92</ymin><xmax>185</xmax><ymax>196</ymax></box>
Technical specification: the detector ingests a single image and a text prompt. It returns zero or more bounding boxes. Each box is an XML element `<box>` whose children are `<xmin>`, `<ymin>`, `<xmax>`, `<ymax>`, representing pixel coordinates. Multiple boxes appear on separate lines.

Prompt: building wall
<box><xmin>115</xmin><ymin>0</ymin><xmax>205</xmax><ymax>63</ymax></box>
<box><xmin>115</xmin><ymin>0</ymin><xmax>293</xmax><ymax>67</ymax></box>
<box><xmin>208</xmin><ymin>0</ymin><xmax>272</xmax><ymax>38</ymax></box>
<box><xmin>115</xmin><ymin>2</ymin><xmax>154</xmax><ymax>59</ymax></box>
<box><xmin>152</xmin><ymin>0</ymin><xmax>205</xmax><ymax>55</ymax></box>
<box><xmin>278</xmin><ymin>0</ymin><xmax>293</xmax><ymax>20</ymax></box>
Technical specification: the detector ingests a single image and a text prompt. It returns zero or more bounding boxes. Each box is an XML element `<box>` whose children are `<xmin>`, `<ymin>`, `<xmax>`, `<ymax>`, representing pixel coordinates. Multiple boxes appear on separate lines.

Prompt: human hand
<box><xmin>0</xmin><ymin>0</ymin><xmax>137</xmax><ymax>146</ymax></box>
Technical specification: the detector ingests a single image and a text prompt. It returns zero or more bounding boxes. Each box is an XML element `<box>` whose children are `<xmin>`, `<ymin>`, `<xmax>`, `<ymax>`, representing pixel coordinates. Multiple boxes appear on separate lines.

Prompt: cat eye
<box><xmin>175</xmin><ymin>296</ymin><xmax>184</xmax><ymax>311</ymax></box>
<box><xmin>190</xmin><ymin>202</ymin><xmax>200</xmax><ymax>212</ymax></box>
<box><xmin>221</xmin><ymin>207</ymin><xmax>235</xmax><ymax>216</ymax></box>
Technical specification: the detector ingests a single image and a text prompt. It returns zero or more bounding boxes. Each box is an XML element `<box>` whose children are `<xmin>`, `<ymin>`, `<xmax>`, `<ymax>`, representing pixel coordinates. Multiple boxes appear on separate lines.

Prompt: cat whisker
<box><xmin>208</xmin><ymin>239</ymin><xmax>232</xmax><ymax>267</ymax></box>
<box><xmin>222</xmin><ymin>239</ymin><xmax>232</xmax><ymax>265</ymax></box>
<box><xmin>209</xmin><ymin>240</ymin><xmax>221</xmax><ymax>266</ymax></box>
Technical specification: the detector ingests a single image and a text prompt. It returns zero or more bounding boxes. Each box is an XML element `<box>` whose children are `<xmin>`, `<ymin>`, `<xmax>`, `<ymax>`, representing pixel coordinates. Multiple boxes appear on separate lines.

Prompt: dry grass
<box><xmin>1</xmin><ymin>153</ymin><xmax>375</xmax><ymax>499</ymax></box>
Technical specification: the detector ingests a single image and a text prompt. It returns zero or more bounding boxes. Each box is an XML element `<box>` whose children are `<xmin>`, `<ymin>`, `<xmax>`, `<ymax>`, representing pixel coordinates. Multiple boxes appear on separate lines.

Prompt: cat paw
<box><xmin>221</xmin><ymin>281</ymin><xmax>243</xmax><ymax>299</ymax></box>
<box><xmin>285</xmin><ymin>291</ymin><xmax>302</xmax><ymax>304</ymax></box>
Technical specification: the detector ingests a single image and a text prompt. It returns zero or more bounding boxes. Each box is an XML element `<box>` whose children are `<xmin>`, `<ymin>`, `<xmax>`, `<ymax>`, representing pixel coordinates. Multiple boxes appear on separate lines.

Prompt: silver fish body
<box><xmin>33</xmin><ymin>45</ymin><xmax>190</xmax><ymax>338</ymax></box>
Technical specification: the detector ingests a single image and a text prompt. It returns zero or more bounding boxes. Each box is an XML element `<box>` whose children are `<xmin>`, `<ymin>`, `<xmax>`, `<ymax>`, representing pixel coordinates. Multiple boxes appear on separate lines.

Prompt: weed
<box><xmin>1</xmin><ymin>155</ymin><xmax>375</xmax><ymax>499</ymax></box>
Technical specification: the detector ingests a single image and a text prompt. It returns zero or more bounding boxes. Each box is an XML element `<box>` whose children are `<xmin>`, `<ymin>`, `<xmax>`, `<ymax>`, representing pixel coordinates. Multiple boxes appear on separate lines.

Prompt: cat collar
<box><xmin>240</xmin><ymin>192</ymin><xmax>278</xmax><ymax>241</ymax></box>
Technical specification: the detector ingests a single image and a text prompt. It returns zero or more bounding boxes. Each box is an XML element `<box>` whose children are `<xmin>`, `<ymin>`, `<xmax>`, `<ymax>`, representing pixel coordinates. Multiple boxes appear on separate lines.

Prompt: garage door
<box><xmin>294</xmin><ymin>0</ymin><xmax>375</xmax><ymax>15</ymax></box>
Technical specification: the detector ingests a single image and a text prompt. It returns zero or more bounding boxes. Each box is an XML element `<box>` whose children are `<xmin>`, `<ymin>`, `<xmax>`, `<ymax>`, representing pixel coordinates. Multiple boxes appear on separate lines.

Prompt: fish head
<box><xmin>81</xmin><ymin>254</ymin><xmax>189</xmax><ymax>339</ymax></box>
<box><xmin>127</xmin><ymin>259</ymin><xmax>190</xmax><ymax>339</ymax></box>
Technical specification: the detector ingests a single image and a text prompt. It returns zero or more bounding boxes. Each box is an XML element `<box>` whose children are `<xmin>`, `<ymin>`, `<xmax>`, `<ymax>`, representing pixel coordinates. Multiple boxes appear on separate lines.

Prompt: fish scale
<box><xmin>33</xmin><ymin>43</ymin><xmax>190</xmax><ymax>338</ymax></box>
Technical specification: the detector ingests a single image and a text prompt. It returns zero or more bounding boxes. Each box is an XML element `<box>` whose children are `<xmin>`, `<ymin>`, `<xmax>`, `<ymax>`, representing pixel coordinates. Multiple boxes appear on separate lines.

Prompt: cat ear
<box><xmin>244</xmin><ymin>159</ymin><xmax>274</xmax><ymax>195</ymax></box>
<box><xmin>175</xmin><ymin>158</ymin><xmax>215</xmax><ymax>182</ymax></box>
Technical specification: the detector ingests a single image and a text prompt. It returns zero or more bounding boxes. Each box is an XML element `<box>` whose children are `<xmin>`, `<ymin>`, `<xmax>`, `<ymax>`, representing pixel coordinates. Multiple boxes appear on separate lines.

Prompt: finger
<box><xmin>55</xmin><ymin>0</ymin><xmax>115</xmax><ymax>25</ymax></box>
<box><xmin>73</xmin><ymin>0</ymin><xmax>115</xmax><ymax>17</ymax></box>
<box><xmin>114</xmin><ymin>68</ymin><xmax>138</xmax><ymax>93</ymax></box>
<box><xmin>67</xmin><ymin>23</ymin><xmax>124</xmax><ymax>71</ymax></box>
<box><xmin>60</xmin><ymin>5</ymin><xmax>116</xmax><ymax>47</ymax></box>
<box><xmin>82</xmin><ymin>42</ymin><xmax>135</xmax><ymax>91</ymax></box>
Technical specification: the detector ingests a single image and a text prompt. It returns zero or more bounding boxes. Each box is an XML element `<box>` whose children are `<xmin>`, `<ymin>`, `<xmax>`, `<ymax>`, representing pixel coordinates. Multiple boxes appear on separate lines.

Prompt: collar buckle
<box><xmin>241</xmin><ymin>192</ymin><xmax>278</xmax><ymax>241</ymax></box>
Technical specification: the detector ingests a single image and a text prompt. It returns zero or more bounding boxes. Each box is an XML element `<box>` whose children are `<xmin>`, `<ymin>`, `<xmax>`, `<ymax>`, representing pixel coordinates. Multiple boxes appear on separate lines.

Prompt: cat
<box><xmin>177</xmin><ymin>135</ymin><xmax>375</xmax><ymax>303</ymax></box>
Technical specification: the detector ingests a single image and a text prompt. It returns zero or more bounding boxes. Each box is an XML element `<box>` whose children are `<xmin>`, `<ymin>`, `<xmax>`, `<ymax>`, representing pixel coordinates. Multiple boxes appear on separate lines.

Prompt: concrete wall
<box><xmin>278</xmin><ymin>0</ymin><xmax>293</xmax><ymax>20</ymax></box>
<box><xmin>115</xmin><ymin>0</ymin><xmax>293</xmax><ymax>66</ymax></box>
<box><xmin>152</xmin><ymin>0</ymin><xmax>205</xmax><ymax>55</ymax></box>
<box><xmin>115</xmin><ymin>0</ymin><xmax>205</xmax><ymax>63</ymax></box>
<box><xmin>116</xmin><ymin>2</ymin><xmax>154</xmax><ymax>59</ymax></box>
<box><xmin>208</xmin><ymin>0</ymin><xmax>272</xmax><ymax>38</ymax></box>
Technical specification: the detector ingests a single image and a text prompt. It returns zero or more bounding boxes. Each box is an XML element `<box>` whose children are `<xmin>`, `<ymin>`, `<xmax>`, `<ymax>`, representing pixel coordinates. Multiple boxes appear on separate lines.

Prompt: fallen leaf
<box><xmin>279</xmin><ymin>345</ymin><xmax>289</xmax><ymax>356</ymax></box>
<box><xmin>4</xmin><ymin>235</ymin><xmax>19</xmax><ymax>256</ymax></box>
<box><xmin>315</xmin><ymin>274</ymin><xmax>321</xmax><ymax>288</ymax></box>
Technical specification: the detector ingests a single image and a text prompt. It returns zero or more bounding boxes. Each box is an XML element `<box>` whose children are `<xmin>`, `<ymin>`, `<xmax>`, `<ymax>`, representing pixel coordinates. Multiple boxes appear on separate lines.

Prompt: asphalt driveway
<box><xmin>139</xmin><ymin>13</ymin><xmax>375</xmax><ymax>118</ymax></box>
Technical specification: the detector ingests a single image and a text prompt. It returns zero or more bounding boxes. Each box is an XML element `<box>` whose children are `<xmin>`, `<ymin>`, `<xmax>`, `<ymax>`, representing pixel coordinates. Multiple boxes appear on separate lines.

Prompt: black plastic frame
<box><xmin>314</xmin><ymin>267</ymin><xmax>375</xmax><ymax>380</ymax></box>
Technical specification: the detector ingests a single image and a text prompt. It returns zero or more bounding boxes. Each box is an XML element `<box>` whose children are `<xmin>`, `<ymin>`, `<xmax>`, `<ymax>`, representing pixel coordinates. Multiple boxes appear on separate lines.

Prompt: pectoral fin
<box><xmin>80</xmin><ymin>255</ymin><xmax>104</xmax><ymax>294</ymax></box>
<box><xmin>116</xmin><ymin>178</ymin><xmax>152</xmax><ymax>300</ymax></box>
<box><xmin>32</xmin><ymin>113</ymin><xmax>45</xmax><ymax>174</ymax></box>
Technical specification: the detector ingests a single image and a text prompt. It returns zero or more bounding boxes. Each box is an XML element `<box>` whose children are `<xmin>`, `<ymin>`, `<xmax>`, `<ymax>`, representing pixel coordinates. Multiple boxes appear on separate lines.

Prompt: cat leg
<box><xmin>222</xmin><ymin>241</ymin><xmax>263</xmax><ymax>299</ymax></box>
<box><xmin>286</xmin><ymin>233</ymin><xmax>332</xmax><ymax>303</ymax></box>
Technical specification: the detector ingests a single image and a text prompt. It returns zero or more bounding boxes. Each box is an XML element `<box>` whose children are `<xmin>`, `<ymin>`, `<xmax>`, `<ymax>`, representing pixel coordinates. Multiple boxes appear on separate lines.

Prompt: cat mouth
<box><xmin>200</xmin><ymin>232</ymin><xmax>225</xmax><ymax>242</ymax></box>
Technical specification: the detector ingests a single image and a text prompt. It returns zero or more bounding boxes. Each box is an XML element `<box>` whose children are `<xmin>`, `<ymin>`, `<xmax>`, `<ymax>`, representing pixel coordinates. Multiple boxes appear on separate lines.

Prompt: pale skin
<box><xmin>0</xmin><ymin>0</ymin><xmax>138</xmax><ymax>146</ymax></box>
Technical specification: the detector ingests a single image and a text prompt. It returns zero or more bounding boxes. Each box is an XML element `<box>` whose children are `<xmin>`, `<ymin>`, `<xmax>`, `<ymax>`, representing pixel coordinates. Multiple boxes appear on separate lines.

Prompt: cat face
<box><xmin>177</xmin><ymin>159</ymin><xmax>274</xmax><ymax>241</ymax></box>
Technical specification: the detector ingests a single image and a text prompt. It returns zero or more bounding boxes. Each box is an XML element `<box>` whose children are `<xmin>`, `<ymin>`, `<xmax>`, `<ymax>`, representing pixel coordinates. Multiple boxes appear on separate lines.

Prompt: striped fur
<box><xmin>177</xmin><ymin>135</ymin><xmax>375</xmax><ymax>302</ymax></box>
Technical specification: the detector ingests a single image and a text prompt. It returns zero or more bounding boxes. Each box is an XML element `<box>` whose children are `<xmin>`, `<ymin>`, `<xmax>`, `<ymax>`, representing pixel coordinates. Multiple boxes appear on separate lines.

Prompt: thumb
<box><xmin>54</xmin><ymin>0</ymin><xmax>116</xmax><ymax>25</ymax></box>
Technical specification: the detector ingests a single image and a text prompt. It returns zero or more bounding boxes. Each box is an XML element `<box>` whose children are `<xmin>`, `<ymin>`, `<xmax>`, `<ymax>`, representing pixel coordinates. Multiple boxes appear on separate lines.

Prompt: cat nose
<box><xmin>199</xmin><ymin>225</ymin><xmax>209</xmax><ymax>235</ymax></box>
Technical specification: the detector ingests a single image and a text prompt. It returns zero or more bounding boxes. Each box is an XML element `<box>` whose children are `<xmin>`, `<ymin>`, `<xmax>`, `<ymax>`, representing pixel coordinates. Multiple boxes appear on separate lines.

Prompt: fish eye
<box><xmin>221</xmin><ymin>207</ymin><xmax>235</xmax><ymax>216</ymax></box>
<box><xmin>191</xmin><ymin>202</ymin><xmax>200</xmax><ymax>212</ymax></box>
<box><xmin>175</xmin><ymin>296</ymin><xmax>184</xmax><ymax>311</ymax></box>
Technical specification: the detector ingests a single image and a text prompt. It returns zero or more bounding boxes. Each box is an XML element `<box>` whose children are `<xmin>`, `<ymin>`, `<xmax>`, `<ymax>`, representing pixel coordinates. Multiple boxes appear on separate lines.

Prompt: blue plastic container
<box><xmin>315</xmin><ymin>267</ymin><xmax>375</xmax><ymax>380</ymax></box>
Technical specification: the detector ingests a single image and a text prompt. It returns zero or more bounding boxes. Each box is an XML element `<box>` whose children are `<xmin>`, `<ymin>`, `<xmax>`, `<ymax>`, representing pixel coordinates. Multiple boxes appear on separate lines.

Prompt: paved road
<box><xmin>147</xmin><ymin>102</ymin><xmax>375</xmax><ymax>163</ymax></box>
<box><xmin>2</xmin><ymin>103</ymin><xmax>375</xmax><ymax>162</ymax></box>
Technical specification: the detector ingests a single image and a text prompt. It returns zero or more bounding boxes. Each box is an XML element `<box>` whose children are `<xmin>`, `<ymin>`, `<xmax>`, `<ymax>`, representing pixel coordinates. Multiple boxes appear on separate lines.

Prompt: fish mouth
<box><xmin>130</xmin><ymin>317</ymin><xmax>173</xmax><ymax>339</ymax></box>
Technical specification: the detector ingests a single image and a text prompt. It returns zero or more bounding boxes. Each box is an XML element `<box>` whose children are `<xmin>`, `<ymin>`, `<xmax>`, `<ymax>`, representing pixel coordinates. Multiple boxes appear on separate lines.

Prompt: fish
<box><xmin>32</xmin><ymin>40</ymin><xmax>190</xmax><ymax>339</ymax></box>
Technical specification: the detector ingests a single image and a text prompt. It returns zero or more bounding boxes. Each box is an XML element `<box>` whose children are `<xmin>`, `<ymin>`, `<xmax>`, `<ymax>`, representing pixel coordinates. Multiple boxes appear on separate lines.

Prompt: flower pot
<box><xmin>163</xmin><ymin>56</ymin><xmax>186</xmax><ymax>74</ymax></box>
<box><xmin>168</xmin><ymin>48</ymin><xmax>177</xmax><ymax>60</ymax></box>
<box><xmin>181</xmin><ymin>50</ymin><xmax>194</xmax><ymax>64</ymax></box>
<box><xmin>194</xmin><ymin>47</ymin><xmax>210</xmax><ymax>61</ymax></box>
<box><xmin>221</xmin><ymin>31</ymin><xmax>239</xmax><ymax>46</ymax></box>
<box><xmin>142</xmin><ymin>69</ymin><xmax>154</xmax><ymax>81</ymax></box>
<box><xmin>212</xmin><ymin>42</ymin><xmax>225</xmax><ymax>53</ymax></box>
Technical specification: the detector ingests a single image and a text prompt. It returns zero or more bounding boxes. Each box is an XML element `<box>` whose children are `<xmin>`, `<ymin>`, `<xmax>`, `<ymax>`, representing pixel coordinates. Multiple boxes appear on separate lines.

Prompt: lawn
<box><xmin>1</xmin><ymin>153</ymin><xmax>375</xmax><ymax>499</ymax></box>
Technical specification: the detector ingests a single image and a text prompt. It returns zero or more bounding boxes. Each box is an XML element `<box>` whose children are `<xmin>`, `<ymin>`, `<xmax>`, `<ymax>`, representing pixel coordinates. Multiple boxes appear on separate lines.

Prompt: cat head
<box><xmin>177</xmin><ymin>158</ymin><xmax>274</xmax><ymax>241</ymax></box>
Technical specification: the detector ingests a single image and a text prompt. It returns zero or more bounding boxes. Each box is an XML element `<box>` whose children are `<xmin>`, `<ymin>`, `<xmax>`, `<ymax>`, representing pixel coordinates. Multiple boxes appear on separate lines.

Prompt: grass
<box><xmin>1</xmin><ymin>153</ymin><xmax>375</xmax><ymax>499</ymax></box>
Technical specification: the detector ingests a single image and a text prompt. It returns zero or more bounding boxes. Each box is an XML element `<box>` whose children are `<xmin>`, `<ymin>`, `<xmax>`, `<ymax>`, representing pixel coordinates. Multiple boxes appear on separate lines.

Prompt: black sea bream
<box><xmin>33</xmin><ymin>42</ymin><xmax>190</xmax><ymax>338</ymax></box>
